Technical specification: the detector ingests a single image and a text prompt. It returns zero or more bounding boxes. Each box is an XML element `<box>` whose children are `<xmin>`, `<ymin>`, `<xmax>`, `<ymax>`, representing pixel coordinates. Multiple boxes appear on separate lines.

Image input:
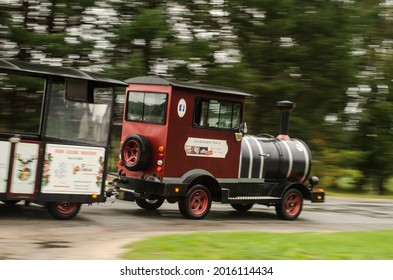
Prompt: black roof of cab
<box><xmin>0</xmin><ymin>58</ymin><xmax>127</xmax><ymax>87</ymax></box>
<box><xmin>124</xmin><ymin>76</ymin><xmax>250</xmax><ymax>97</ymax></box>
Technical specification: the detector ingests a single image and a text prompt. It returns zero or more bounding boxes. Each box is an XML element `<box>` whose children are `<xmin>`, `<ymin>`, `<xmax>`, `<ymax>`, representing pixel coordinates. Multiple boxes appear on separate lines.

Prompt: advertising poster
<box><xmin>184</xmin><ymin>137</ymin><xmax>228</xmax><ymax>158</ymax></box>
<box><xmin>10</xmin><ymin>142</ymin><xmax>39</xmax><ymax>194</ymax></box>
<box><xmin>0</xmin><ymin>141</ymin><xmax>11</xmax><ymax>193</ymax></box>
<box><xmin>42</xmin><ymin>144</ymin><xmax>105</xmax><ymax>194</ymax></box>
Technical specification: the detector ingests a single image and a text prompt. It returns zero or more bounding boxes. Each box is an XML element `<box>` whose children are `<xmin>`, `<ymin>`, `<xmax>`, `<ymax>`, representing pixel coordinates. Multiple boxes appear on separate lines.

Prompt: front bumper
<box><xmin>310</xmin><ymin>190</ymin><xmax>325</xmax><ymax>203</ymax></box>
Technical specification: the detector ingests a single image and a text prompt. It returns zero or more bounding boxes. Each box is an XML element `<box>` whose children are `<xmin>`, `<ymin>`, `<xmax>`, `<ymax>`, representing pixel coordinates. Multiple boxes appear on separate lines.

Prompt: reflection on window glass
<box><xmin>127</xmin><ymin>91</ymin><xmax>144</xmax><ymax>122</ymax></box>
<box><xmin>45</xmin><ymin>82</ymin><xmax>113</xmax><ymax>146</ymax></box>
<box><xmin>195</xmin><ymin>98</ymin><xmax>242</xmax><ymax>130</ymax></box>
<box><xmin>126</xmin><ymin>91</ymin><xmax>167</xmax><ymax>124</ymax></box>
<box><xmin>0</xmin><ymin>73</ymin><xmax>44</xmax><ymax>134</ymax></box>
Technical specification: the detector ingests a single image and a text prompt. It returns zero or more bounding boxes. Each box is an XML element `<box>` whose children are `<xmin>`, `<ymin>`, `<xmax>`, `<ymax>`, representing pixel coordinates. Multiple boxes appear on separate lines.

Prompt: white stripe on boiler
<box><xmin>243</xmin><ymin>137</ymin><xmax>254</xmax><ymax>178</ymax></box>
<box><xmin>294</xmin><ymin>140</ymin><xmax>309</xmax><ymax>183</ymax></box>
<box><xmin>281</xmin><ymin>140</ymin><xmax>293</xmax><ymax>179</ymax></box>
<box><xmin>249</xmin><ymin>136</ymin><xmax>264</xmax><ymax>179</ymax></box>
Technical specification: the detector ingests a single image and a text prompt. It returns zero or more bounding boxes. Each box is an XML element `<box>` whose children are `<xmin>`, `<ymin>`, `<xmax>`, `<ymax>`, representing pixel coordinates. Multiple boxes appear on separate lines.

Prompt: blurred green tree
<box><xmin>0</xmin><ymin>0</ymin><xmax>103</xmax><ymax>67</ymax></box>
<box><xmin>3</xmin><ymin>0</ymin><xmax>393</xmax><ymax>193</ymax></box>
<box><xmin>348</xmin><ymin>2</ymin><xmax>393</xmax><ymax>194</ymax></box>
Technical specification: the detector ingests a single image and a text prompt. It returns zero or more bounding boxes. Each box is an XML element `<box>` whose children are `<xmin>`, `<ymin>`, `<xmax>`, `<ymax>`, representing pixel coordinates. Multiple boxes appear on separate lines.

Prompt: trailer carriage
<box><xmin>0</xmin><ymin>59</ymin><xmax>126</xmax><ymax>219</ymax></box>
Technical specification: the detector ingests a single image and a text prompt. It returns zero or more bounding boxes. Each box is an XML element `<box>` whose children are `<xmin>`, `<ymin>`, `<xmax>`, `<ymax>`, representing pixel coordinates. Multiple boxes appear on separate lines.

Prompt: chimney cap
<box><xmin>277</xmin><ymin>100</ymin><xmax>296</xmax><ymax>111</ymax></box>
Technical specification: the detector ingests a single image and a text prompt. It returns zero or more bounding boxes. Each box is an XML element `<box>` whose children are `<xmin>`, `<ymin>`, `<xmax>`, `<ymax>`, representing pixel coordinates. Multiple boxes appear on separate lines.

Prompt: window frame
<box><xmin>43</xmin><ymin>78</ymin><xmax>115</xmax><ymax>147</ymax></box>
<box><xmin>193</xmin><ymin>97</ymin><xmax>243</xmax><ymax>131</ymax></box>
<box><xmin>125</xmin><ymin>91</ymin><xmax>168</xmax><ymax>125</ymax></box>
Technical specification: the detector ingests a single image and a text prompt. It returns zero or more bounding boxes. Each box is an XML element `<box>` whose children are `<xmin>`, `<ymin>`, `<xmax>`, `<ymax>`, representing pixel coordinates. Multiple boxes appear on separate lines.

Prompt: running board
<box><xmin>221</xmin><ymin>188</ymin><xmax>280</xmax><ymax>203</ymax></box>
<box><xmin>229</xmin><ymin>196</ymin><xmax>280</xmax><ymax>201</ymax></box>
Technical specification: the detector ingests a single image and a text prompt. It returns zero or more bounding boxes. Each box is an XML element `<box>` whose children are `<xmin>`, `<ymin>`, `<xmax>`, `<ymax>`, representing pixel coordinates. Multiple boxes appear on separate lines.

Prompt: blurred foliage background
<box><xmin>2</xmin><ymin>0</ymin><xmax>393</xmax><ymax>195</ymax></box>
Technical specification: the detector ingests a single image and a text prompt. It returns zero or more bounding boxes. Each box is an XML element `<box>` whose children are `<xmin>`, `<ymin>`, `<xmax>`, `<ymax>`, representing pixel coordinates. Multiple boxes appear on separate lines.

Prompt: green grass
<box><xmin>123</xmin><ymin>230</ymin><xmax>393</xmax><ymax>260</ymax></box>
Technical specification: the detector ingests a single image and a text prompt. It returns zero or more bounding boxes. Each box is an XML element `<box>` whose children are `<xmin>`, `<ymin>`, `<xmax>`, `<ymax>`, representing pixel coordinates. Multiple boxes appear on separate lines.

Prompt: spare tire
<box><xmin>121</xmin><ymin>134</ymin><xmax>151</xmax><ymax>171</ymax></box>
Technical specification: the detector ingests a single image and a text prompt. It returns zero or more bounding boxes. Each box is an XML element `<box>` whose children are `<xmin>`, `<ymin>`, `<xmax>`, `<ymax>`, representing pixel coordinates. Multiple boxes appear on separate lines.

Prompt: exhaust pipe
<box><xmin>276</xmin><ymin>100</ymin><xmax>295</xmax><ymax>140</ymax></box>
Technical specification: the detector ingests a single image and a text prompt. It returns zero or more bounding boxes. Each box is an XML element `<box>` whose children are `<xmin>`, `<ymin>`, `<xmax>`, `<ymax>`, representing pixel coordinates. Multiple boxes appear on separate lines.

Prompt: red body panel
<box><xmin>119</xmin><ymin>84</ymin><xmax>245</xmax><ymax>180</ymax></box>
<box><xmin>120</xmin><ymin>84</ymin><xmax>171</xmax><ymax>179</ymax></box>
<box><xmin>165</xmin><ymin>88</ymin><xmax>243</xmax><ymax>179</ymax></box>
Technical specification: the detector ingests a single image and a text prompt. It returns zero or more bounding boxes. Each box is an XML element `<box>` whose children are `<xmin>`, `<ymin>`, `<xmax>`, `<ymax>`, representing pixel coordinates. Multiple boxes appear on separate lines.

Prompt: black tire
<box><xmin>46</xmin><ymin>202</ymin><xmax>81</xmax><ymax>220</ymax></box>
<box><xmin>121</xmin><ymin>134</ymin><xmax>151</xmax><ymax>171</ymax></box>
<box><xmin>178</xmin><ymin>184</ymin><xmax>212</xmax><ymax>219</ymax></box>
<box><xmin>135</xmin><ymin>198</ymin><xmax>165</xmax><ymax>210</ymax></box>
<box><xmin>231</xmin><ymin>203</ymin><xmax>254</xmax><ymax>212</ymax></box>
<box><xmin>2</xmin><ymin>200</ymin><xmax>21</xmax><ymax>206</ymax></box>
<box><xmin>275</xmin><ymin>188</ymin><xmax>303</xmax><ymax>220</ymax></box>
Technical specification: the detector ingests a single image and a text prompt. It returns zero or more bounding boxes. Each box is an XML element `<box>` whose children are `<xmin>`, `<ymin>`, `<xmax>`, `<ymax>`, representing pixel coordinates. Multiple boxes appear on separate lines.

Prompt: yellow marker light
<box><xmin>158</xmin><ymin>146</ymin><xmax>165</xmax><ymax>152</ymax></box>
<box><xmin>317</xmin><ymin>196</ymin><xmax>322</xmax><ymax>200</ymax></box>
<box><xmin>174</xmin><ymin>187</ymin><xmax>180</xmax><ymax>193</ymax></box>
<box><xmin>92</xmin><ymin>194</ymin><xmax>98</xmax><ymax>199</ymax></box>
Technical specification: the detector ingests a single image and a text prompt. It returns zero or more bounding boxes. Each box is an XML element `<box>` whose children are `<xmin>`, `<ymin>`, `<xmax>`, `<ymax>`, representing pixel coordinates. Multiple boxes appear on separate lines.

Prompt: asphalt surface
<box><xmin>1</xmin><ymin>196</ymin><xmax>393</xmax><ymax>259</ymax></box>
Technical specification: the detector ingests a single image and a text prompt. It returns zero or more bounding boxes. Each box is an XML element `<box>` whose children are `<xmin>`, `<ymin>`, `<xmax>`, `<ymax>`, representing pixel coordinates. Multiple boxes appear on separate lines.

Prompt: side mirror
<box><xmin>239</xmin><ymin>122</ymin><xmax>248</xmax><ymax>134</ymax></box>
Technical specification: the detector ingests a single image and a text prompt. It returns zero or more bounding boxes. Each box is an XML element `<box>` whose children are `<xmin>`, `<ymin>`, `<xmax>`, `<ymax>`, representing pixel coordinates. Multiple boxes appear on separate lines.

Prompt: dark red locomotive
<box><xmin>115</xmin><ymin>76</ymin><xmax>324</xmax><ymax>220</ymax></box>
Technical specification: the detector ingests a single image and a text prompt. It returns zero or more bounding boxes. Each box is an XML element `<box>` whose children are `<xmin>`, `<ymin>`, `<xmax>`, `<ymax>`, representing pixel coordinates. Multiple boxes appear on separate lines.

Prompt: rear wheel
<box><xmin>231</xmin><ymin>203</ymin><xmax>254</xmax><ymax>212</ymax></box>
<box><xmin>179</xmin><ymin>184</ymin><xmax>211</xmax><ymax>219</ymax></box>
<box><xmin>275</xmin><ymin>189</ymin><xmax>303</xmax><ymax>220</ymax></box>
<box><xmin>46</xmin><ymin>202</ymin><xmax>81</xmax><ymax>220</ymax></box>
<box><xmin>135</xmin><ymin>198</ymin><xmax>165</xmax><ymax>210</ymax></box>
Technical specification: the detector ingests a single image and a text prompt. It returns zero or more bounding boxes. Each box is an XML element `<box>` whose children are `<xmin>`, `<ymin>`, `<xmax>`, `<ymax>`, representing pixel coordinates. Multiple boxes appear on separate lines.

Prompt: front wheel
<box><xmin>179</xmin><ymin>185</ymin><xmax>212</xmax><ymax>219</ymax></box>
<box><xmin>275</xmin><ymin>189</ymin><xmax>303</xmax><ymax>220</ymax></box>
<box><xmin>46</xmin><ymin>202</ymin><xmax>81</xmax><ymax>220</ymax></box>
<box><xmin>135</xmin><ymin>198</ymin><xmax>165</xmax><ymax>210</ymax></box>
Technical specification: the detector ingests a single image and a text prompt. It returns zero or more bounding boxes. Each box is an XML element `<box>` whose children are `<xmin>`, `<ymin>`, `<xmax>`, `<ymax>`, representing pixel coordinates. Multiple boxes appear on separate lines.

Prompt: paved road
<box><xmin>1</xmin><ymin>196</ymin><xmax>392</xmax><ymax>259</ymax></box>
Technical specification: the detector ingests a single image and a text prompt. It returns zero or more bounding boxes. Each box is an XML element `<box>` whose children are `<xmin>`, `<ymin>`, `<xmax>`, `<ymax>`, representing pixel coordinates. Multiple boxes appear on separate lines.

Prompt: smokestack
<box><xmin>276</xmin><ymin>100</ymin><xmax>295</xmax><ymax>140</ymax></box>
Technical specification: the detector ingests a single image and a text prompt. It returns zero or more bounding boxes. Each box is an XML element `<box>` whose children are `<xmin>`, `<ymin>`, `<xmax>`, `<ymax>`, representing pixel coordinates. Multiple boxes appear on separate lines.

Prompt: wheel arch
<box><xmin>270</xmin><ymin>180</ymin><xmax>310</xmax><ymax>200</ymax></box>
<box><xmin>180</xmin><ymin>169</ymin><xmax>222</xmax><ymax>202</ymax></box>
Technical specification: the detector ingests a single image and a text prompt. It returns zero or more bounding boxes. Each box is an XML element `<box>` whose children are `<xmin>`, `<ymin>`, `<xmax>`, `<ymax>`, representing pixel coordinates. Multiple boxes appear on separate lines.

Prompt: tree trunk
<box><xmin>373</xmin><ymin>176</ymin><xmax>386</xmax><ymax>195</ymax></box>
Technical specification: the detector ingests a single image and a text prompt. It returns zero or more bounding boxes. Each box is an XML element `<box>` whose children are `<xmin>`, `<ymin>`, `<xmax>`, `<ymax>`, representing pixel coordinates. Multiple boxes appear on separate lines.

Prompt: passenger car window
<box><xmin>194</xmin><ymin>98</ymin><xmax>242</xmax><ymax>130</ymax></box>
<box><xmin>45</xmin><ymin>82</ymin><xmax>113</xmax><ymax>146</ymax></box>
<box><xmin>0</xmin><ymin>73</ymin><xmax>44</xmax><ymax>134</ymax></box>
<box><xmin>126</xmin><ymin>91</ymin><xmax>167</xmax><ymax>125</ymax></box>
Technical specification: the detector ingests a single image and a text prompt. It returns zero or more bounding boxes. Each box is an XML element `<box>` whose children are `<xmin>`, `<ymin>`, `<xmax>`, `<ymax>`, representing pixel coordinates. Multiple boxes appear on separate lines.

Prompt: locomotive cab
<box><xmin>116</xmin><ymin>76</ymin><xmax>324</xmax><ymax>220</ymax></box>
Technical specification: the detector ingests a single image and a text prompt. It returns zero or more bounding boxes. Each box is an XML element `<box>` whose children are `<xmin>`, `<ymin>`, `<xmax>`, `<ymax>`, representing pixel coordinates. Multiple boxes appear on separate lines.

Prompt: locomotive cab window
<box><xmin>126</xmin><ymin>91</ymin><xmax>167</xmax><ymax>125</ymax></box>
<box><xmin>194</xmin><ymin>98</ymin><xmax>242</xmax><ymax>130</ymax></box>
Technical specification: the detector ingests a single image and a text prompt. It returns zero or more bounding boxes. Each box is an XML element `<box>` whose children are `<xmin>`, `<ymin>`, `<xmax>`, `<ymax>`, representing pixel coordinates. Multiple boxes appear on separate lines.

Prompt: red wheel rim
<box><xmin>123</xmin><ymin>140</ymin><xmax>140</xmax><ymax>166</ymax></box>
<box><xmin>284</xmin><ymin>192</ymin><xmax>301</xmax><ymax>217</ymax></box>
<box><xmin>56</xmin><ymin>202</ymin><xmax>77</xmax><ymax>215</ymax></box>
<box><xmin>189</xmin><ymin>189</ymin><xmax>208</xmax><ymax>215</ymax></box>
